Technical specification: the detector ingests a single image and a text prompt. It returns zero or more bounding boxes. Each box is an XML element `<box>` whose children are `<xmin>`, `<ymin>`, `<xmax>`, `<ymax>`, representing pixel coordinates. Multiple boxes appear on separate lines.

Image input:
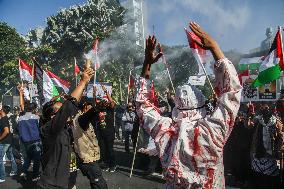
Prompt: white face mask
<box><xmin>174</xmin><ymin>85</ymin><xmax>205</xmax><ymax>110</ymax></box>
<box><xmin>172</xmin><ymin>85</ymin><xmax>206</xmax><ymax>124</ymax></box>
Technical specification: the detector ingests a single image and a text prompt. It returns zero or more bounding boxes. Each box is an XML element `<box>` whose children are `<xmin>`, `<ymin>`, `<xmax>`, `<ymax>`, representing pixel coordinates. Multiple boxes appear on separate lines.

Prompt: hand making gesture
<box><xmin>141</xmin><ymin>35</ymin><xmax>163</xmax><ymax>79</ymax></box>
<box><xmin>189</xmin><ymin>22</ymin><xmax>225</xmax><ymax>61</ymax></box>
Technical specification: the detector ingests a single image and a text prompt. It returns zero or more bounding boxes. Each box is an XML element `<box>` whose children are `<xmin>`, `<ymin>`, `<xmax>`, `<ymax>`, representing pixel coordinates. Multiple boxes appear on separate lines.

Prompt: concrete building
<box><xmin>120</xmin><ymin>0</ymin><xmax>145</xmax><ymax>48</ymax></box>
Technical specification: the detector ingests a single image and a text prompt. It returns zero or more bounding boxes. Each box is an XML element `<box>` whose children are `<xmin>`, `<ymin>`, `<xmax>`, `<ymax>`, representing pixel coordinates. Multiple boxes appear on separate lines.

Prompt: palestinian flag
<box><xmin>33</xmin><ymin>58</ymin><xmax>70</xmax><ymax>104</ymax></box>
<box><xmin>33</xmin><ymin>59</ymin><xmax>45</xmax><ymax>104</ymax></box>
<box><xmin>252</xmin><ymin>27</ymin><xmax>284</xmax><ymax>88</ymax></box>
<box><xmin>238</xmin><ymin>57</ymin><xmax>262</xmax><ymax>71</ymax></box>
<box><xmin>46</xmin><ymin>70</ymin><xmax>70</xmax><ymax>94</ymax></box>
<box><xmin>43</xmin><ymin>70</ymin><xmax>60</xmax><ymax>103</ymax></box>
<box><xmin>19</xmin><ymin>59</ymin><xmax>33</xmax><ymax>82</ymax></box>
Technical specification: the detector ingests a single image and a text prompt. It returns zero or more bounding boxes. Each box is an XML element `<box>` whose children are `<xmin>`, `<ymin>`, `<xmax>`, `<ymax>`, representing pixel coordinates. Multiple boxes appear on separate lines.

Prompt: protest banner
<box><xmin>86</xmin><ymin>82</ymin><xmax>112</xmax><ymax>100</ymax></box>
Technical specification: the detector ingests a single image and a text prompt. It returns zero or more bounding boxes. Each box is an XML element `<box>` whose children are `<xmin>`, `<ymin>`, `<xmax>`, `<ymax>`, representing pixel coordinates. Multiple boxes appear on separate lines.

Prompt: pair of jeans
<box><xmin>79</xmin><ymin>161</ymin><xmax>108</xmax><ymax>189</ymax></box>
<box><xmin>22</xmin><ymin>141</ymin><xmax>41</xmax><ymax>177</ymax></box>
<box><xmin>0</xmin><ymin>144</ymin><xmax>17</xmax><ymax>180</ymax></box>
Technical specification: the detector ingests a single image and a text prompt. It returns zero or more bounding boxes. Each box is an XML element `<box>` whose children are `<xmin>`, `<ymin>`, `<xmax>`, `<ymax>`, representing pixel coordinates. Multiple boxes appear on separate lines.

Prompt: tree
<box><xmin>0</xmin><ymin>22</ymin><xmax>26</xmax><ymax>95</ymax></box>
<box><xmin>41</xmin><ymin>0</ymin><xmax>125</xmax><ymax>73</ymax></box>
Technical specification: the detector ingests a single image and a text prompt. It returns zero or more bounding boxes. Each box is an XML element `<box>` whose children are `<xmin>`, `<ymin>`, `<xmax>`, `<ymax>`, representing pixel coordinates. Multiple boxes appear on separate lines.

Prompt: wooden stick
<box><xmin>129</xmin><ymin>125</ymin><xmax>141</xmax><ymax>178</ymax></box>
<box><xmin>162</xmin><ymin>55</ymin><xmax>175</xmax><ymax>93</ymax></box>
<box><xmin>29</xmin><ymin>61</ymin><xmax>35</xmax><ymax>102</ymax></box>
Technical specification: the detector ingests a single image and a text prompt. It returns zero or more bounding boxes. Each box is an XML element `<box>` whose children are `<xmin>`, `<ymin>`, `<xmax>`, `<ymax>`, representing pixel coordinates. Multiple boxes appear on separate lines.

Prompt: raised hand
<box><xmin>141</xmin><ymin>36</ymin><xmax>163</xmax><ymax>79</ymax></box>
<box><xmin>189</xmin><ymin>22</ymin><xmax>225</xmax><ymax>60</ymax></box>
<box><xmin>101</xmin><ymin>85</ymin><xmax>107</xmax><ymax>93</ymax></box>
<box><xmin>81</xmin><ymin>68</ymin><xmax>95</xmax><ymax>84</ymax></box>
<box><xmin>144</xmin><ymin>35</ymin><xmax>163</xmax><ymax>65</ymax></box>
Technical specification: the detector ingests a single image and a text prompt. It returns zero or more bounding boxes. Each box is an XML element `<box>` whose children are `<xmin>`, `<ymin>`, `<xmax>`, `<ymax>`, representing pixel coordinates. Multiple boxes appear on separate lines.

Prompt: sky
<box><xmin>0</xmin><ymin>0</ymin><xmax>284</xmax><ymax>53</ymax></box>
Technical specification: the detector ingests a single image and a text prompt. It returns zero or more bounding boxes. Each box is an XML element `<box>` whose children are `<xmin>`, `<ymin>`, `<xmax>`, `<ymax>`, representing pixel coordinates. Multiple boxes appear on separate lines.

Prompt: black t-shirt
<box><xmin>37</xmin><ymin>99</ymin><xmax>78</xmax><ymax>189</ymax></box>
<box><xmin>0</xmin><ymin>116</ymin><xmax>12</xmax><ymax>144</ymax></box>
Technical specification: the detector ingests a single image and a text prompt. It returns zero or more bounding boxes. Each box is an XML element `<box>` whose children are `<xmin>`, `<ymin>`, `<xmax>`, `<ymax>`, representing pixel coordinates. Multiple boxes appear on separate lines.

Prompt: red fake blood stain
<box><xmin>193</xmin><ymin>127</ymin><xmax>201</xmax><ymax>156</ymax></box>
<box><xmin>191</xmin><ymin>127</ymin><xmax>201</xmax><ymax>172</ymax></box>
<box><xmin>204</xmin><ymin>168</ymin><xmax>214</xmax><ymax>189</ymax></box>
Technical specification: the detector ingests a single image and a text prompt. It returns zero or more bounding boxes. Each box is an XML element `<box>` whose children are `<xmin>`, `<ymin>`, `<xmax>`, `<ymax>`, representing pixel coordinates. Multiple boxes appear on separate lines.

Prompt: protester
<box><xmin>94</xmin><ymin>86</ymin><xmax>117</xmax><ymax>172</ymax></box>
<box><xmin>9</xmin><ymin>106</ymin><xmax>22</xmax><ymax>163</ymax></box>
<box><xmin>122</xmin><ymin>102</ymin><xmax>137</xmax><ymax>152</ymax></box>
<box><xmin>0</xmin><ymin>106</ymin><xmax>17</xmax><ymax>183</ymax></box>
<box><xmin>17</xmin><ymin>86</ymin><xmax>41</xmax><ymax>181</ymax></box>
<box><xmin>224</xmin><ymin>110</ymin><xmax>254</xmax><ymax>187</ymax></box>
<box><xmin>114</xmin><ymin>103</ymin><xmax>125</xmax><ymax>141</ymax></box>
<box><xmin>36</xmin><ymin>68</ymin><xmax>95</xmax><ymax>189</ymax></box>
<box><xmin>135</xmin><ymin>22</ymin><xmax>242</xmax><ymax>188</ymax></box>
<box><xmin>276</xmin><ymin>90</ymin><xmax>284</xmax><ymax>187</ymax></box>
<box><xmin>246</xmin><ymin>102</ymin><xmax>284</xmax><ymax>189</ymax></box>
<box><xmin>1</xmin><ymin>105</ymin><xmax>18</xmax><ymax>177</ymax></box>
<box><xmin>71</xmin><ymin>89</ymin><xmax>108</xmax><ymax>189</ymax></box>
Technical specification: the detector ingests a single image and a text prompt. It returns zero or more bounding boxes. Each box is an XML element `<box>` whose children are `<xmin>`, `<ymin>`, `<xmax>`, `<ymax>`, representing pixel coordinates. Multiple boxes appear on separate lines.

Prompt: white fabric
<box><xmin>135</xmin><ymin>58</ymin><xmax>242</xmax><ymax>189</ymax></box>
<box><xmin>19</xmin><ymin>68</ymin><xmax>33</xmax><ymax>82</ymax></box>
<box><xmin>43</xmin><ymin>71</ymin><xmax>54</xmax><ymax>104</ymax></box>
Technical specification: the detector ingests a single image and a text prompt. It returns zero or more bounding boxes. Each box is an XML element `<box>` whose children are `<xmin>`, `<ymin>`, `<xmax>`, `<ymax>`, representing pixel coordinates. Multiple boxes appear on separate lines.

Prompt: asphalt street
<box><xmin>0</xmin><ymin>141</ymin><xmax>240</xmax><ymax>189</ymax></box>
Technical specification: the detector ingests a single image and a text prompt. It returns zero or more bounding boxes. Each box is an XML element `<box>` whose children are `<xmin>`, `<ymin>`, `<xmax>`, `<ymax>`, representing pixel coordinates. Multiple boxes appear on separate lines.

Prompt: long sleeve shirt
<box><xmin>135</xmin><ymin>58</ymin><xmax>242</xmax><ymax>189</ymax></box>
<box><xmin>38</xmin><ymin>99</ymin><xmax>78</xmax><ymax>189</ymax></box>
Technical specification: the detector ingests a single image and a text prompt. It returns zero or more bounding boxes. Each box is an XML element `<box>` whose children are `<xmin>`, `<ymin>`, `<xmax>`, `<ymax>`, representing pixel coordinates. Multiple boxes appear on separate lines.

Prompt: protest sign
<box><xmin>86</xmin><ymin>82</ymin><xmax>112</xmax><ymax>100</ymax></box>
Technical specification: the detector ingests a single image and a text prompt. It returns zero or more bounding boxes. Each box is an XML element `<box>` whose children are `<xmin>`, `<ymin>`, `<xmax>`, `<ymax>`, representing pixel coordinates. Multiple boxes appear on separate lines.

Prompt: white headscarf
<box><xmin>172</xmin><ymin>84</ymin><xmax>206</xmax><ymax>124</ymax></box>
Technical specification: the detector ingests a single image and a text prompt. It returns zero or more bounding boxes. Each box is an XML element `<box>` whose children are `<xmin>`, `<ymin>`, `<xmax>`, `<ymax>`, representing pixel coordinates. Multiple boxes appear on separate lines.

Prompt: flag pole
<box><xmin>197</xmin><ymin>59</ymin><xmax>216</xmax><ymax>97</ymax></box>
<box><xmin>94</xmin><ymin>54</ymin><xmax>97</xmax><ymax>85</ymax></box>
<box><xmin>126</xmin><ymin>69</ymin><xmax>133</xmax><ymax>104</ymax></box>
<box><xmin>279</xmin><ymin>26</ymin><xmax>284</xmax><ymax>185</ymax></box>
<box><xmin>184</xmin><ymin>28</ymin><xmax>216</xmax><ymax>97</ymax></box>
<box><xmin>129</xmin><ymin>118</ymin><xmax>141</xmax><ymax>178</ymax></box>
<box><xmin>162</xmin><ymin>55</ymin><xmax>175</xmax><ymax>93</ymax></box>
<box><xmin>74</xmin><ymin>57</ymin><xmax>78</xmax><ymax>86</ymax></box>
<box><xmin>18</xmin><ymin>58</ymin><xmax>24</xmax><ymax>85</ymax></box>
<box><xmin>279</xmin><ymin>26</ymin><xmax>284</xmax><ymax>69</ymax></box>
<box><xmin>29</xmin><ymin>59</ymin><xmax>35</xmax><ymax>102</ymax></box>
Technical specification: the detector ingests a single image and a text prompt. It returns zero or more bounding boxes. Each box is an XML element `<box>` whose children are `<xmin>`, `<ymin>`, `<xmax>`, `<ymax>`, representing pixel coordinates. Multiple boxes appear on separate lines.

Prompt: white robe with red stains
<box><xmin>135</xmin><ymin>58</ymin><xmax>242</xmax><ymax>189</ymax></box>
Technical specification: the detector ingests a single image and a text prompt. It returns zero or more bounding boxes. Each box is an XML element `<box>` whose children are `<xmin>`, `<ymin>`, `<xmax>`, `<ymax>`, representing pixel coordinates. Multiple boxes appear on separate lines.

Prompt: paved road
<box><xmin>0</xmin><ymin>141</ymin><xmax>165</xmax><ymax>189</ymax></box>
<box><xmin>0</xmin><ymin>141</ymin><xmax>240</xmax><ymax>189</ymax></box>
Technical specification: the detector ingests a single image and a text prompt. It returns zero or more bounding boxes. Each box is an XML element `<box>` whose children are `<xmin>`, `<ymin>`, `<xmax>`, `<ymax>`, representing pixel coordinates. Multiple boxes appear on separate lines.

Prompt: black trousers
<box><xmin>79</xmin><ymin>161</ymin><xmax>108</xmax><ymax>189</ymax></box>
<box><xmin>97</xmin><ymin>127</ymin><xmax>116</xmax><ymax>168</ymax></box>
<box><xmin>251</xmin><ymin>171</ymin><xmax>280</xmax><ymax>189</ymax></box>
<box><xmin>124</xmin><ymin>130</ymin><xmax>132</xmax><ymax>152</ymax></box>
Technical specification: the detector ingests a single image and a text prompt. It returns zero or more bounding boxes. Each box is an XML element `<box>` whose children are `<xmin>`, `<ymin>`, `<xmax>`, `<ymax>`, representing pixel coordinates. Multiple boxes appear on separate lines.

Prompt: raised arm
<box><xmin>140</xmin><ymin>36</ymin><xmax>163</xmax><ymax>79</ymax></box>
<box><xmin>50</xmin><ymin>68</ymin><xmax>95</xmax><ymax>133</ymax></box>
<box><xmin>71</xmin><ymin>68</ymin><xmax>95</xmax><ymax>101</ymax></box>
<box><xmin>136</xmin><ymin>35</ymin><xmax>175</xmax><ymax>159</ymax></box>
<box><xmin>189</xmin><ymin>22</ymin><xmax>242</xmax><ymax>145</ymax></box>
<box><xmin>17</xmin><ymin>84</ymin><xmax>25</xmax><ymax>112</ymax></box>
<box><xmin>102</xmin><ymin>85</ymin><xmax>116</xmax><ymax>108</ymax></box>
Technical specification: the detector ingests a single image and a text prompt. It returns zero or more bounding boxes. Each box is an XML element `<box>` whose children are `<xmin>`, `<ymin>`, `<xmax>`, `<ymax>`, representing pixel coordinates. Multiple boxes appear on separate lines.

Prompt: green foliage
<box><xmin>0</xmin><ymin>22</ymin><xmax>25</xmax><ymax>63</ymax></box>
<box><xmin>0</xmin><ymin>22</ymin><xmax>26</xmax><ymax>94</ymax></box>
<box><xmin>42</xmin><ymin>0</ymin><xmax>125</xmax><ymax>69</ymax></box>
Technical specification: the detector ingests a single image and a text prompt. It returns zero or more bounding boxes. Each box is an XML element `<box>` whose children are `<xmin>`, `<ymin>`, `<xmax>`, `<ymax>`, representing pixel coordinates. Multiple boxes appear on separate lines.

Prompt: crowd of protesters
<box><xmin>0</xmin><ymin>21</ymin><xmax>283</xmax><ymax>189</ymax></box>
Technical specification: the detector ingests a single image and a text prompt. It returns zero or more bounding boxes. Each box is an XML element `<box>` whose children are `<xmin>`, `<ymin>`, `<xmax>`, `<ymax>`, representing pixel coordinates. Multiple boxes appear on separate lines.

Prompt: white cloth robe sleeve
<box><xmin>135</xmin><ymin>58</ymin><xmax>242</xmax><ymax>188</ymax></box>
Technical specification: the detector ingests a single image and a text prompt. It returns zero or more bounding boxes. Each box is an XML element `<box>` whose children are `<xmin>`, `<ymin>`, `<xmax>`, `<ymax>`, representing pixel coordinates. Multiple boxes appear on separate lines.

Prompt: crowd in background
<box><xmin>1</xmin><ymin>82</ymin><xmax>284</xmax><ymax>189</ymax></box>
